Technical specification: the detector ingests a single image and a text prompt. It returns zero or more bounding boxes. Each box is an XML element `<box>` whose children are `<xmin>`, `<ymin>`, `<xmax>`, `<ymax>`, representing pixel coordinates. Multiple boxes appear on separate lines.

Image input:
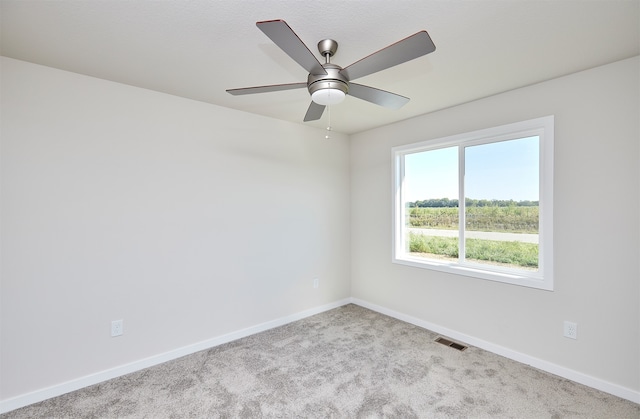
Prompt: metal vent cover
<box><xmin>435</xmin><ymin>337</ymin><xmax>468</xmax><ymax>351</ymax></box>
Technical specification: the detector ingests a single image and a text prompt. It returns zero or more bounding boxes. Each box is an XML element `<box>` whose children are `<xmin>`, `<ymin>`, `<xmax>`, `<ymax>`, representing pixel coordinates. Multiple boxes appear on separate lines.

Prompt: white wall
<box><xmin>0</xmin><ymin>57</ymin><xmax>351</xmax><ymax>401</ymax></box>
<box><xmin>350</xmin><ymin>57</ymin><xmax>639</xmax><ymax>394</ymax></box>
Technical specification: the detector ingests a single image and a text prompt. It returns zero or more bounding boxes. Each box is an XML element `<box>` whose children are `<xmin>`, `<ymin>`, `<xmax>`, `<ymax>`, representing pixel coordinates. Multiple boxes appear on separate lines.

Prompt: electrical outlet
<box><xmin>313</xmin><ymin>278</ymin><xmax>319</xmax><ymax>289</ymax></box>
<box><xmin>563</xmin><ymin>321</ymin><xmax>577</xmax><ymax>339</ymax></box>
<box><xmin>111</xmin><ymin>319</ymin><xmax>123</xmax><ymax>337</ymax></box>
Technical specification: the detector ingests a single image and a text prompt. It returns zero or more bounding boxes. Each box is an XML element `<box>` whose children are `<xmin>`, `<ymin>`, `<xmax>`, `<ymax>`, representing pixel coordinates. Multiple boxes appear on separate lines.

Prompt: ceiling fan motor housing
<box><xmin>307</xmin><ymin>63</ymin><xmax>349</xmax><ymax>97</ymax></box>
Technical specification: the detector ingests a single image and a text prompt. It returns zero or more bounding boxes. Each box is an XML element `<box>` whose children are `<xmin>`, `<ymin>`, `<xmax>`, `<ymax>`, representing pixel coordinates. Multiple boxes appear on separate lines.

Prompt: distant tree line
<box><xmin>406</xmin><ymin>198</ymin><xmax>539</xmax><ymax>208</ymax></box>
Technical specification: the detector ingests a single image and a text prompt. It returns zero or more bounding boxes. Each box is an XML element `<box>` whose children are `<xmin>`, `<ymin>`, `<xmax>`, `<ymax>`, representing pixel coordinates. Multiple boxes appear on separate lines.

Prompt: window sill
<box><xmin>393</xmin><ymin>255</ymin><xmax>553</xmax><ymax>291</ymax></box>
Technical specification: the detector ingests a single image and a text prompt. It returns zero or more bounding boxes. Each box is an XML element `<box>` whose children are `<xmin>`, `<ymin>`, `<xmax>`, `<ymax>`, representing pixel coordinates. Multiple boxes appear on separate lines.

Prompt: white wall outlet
<box><xmin>313</xmin><ymin>278</ymin><xmax>319</xmax><ymax>289</ymax></box>
<box><xmin>563</xmin><ymin>321</ymin><xmax>577</xmax><ymax>339</ymax></box>
<box><xmin>111</xmin><ymin>319</ymin><xmax>123</xmax><ymax>337</ymax></box>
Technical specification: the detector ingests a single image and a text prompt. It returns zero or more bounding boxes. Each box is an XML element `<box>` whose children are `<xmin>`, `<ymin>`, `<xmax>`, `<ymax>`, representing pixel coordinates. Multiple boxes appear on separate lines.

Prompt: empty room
<box><xmin>1</xmin><ymin>0</ymin><xmax>639</xmax><ymax>417</ymax></box>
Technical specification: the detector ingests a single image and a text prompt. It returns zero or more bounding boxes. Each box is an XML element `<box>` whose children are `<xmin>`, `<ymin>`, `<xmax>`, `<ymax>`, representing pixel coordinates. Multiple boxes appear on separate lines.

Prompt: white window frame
<box><xmin>392</xmin><ymin>116</ymin><xmax>554</xmax><ymax>291</ymax></box>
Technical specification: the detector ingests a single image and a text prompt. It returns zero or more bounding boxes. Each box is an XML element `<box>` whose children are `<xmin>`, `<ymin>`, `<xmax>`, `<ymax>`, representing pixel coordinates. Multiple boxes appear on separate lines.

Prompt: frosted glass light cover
<box><xmin>311</xmin><ymin>89</ymin><xmax>346</xmax><ymax>106</ymax></box>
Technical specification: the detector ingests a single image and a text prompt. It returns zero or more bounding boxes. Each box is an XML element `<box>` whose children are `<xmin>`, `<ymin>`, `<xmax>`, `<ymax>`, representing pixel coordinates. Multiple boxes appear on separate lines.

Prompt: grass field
<box><xmin>408</xmin><ymin>232</ymin><xmax>539</xmax><ymax>269</ymax></box>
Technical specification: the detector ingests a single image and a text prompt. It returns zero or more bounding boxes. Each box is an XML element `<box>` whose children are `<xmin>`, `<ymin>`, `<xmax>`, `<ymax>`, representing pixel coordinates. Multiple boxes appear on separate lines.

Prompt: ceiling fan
<box><xmin>226</xmin><ymin>19</ymin><xmax>436</xmax><ymax>122</ymax></box>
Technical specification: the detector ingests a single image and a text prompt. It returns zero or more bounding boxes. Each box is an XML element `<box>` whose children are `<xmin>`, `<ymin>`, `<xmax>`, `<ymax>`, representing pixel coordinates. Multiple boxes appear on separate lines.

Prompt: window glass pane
<box><xmin>463</xmin><ymin>136</ymin><xmax>539</xmax><ymax>270</ymax></box>
<box><xmin>404</xmin><ymin>146</ymin><xmax>458</xmax><ymax>261</ymax></box>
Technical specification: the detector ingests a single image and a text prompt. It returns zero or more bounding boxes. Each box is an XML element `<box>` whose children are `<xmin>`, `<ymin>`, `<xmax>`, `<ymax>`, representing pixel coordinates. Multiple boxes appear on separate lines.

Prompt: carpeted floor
<box><xmin>3</xmin><ymin>304</ymin><xmax>639</xmax><ymax>418</ymax></box>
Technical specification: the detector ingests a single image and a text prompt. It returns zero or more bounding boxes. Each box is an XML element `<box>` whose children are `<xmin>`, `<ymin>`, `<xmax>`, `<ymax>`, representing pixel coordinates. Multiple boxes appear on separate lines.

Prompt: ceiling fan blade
<box><xmin>303</xmin><ymin>101</ymin><xmax>326</xmax><ymax>121</ymax></box>
<box><xmin>340</xmin><ymin>31</ymin><xmax>435</xmax><ymax>81</ymax></box>
<box><xmin>226</xmin><ymin>82</ymin><xmax>307</xmax><ymax>95</ymax></box>
<box><xmin>348</xmin><ymin>83</ymin><xmax>410</xmax><ymax>109</ymax></box>
<box><xmin>257</xmin><ymin>19</ymin><xmax>327</xmax><ymax>75</ymax></box>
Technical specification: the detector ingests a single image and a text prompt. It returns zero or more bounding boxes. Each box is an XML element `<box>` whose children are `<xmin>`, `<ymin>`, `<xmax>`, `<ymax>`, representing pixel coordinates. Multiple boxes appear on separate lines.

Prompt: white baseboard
<box><xmin>0</xmin><ymin>299</ymin><xmax>351</xmax><ymax>414</ymax></box>
<box><xmin>350</xmin><ymin>297</ymin><xmax>640</xmax><ymax>404</ymax></box>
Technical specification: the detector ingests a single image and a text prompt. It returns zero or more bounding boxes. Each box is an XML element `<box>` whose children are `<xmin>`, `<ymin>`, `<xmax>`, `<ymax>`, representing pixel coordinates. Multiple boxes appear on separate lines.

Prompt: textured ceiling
<box><xmin>1</xmin><ymin>0</ymin><xmax>638</xmax><ymax>134</ymax></box>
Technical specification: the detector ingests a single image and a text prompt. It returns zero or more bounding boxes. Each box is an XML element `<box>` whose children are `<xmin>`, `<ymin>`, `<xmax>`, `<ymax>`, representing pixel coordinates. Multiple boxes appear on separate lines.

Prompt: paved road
<box><xmin>408</xmin><ymin>228</ymin><xmax>539</xmax><ymax>244</ymax></box>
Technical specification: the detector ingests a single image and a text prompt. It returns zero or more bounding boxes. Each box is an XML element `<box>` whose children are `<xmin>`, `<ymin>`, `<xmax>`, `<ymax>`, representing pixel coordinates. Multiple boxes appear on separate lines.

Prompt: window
<box><xmin>392</xmin><ymin>116</ymin><xmax>554</xmax><ymax>290</ymax></box>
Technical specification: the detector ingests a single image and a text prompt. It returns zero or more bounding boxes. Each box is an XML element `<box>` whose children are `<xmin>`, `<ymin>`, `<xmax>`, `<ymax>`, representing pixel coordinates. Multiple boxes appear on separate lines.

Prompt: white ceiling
<box><xmin>2</xmin><ymin>0</ymin><xmax>638</xmax><ymax>134</ymax></box>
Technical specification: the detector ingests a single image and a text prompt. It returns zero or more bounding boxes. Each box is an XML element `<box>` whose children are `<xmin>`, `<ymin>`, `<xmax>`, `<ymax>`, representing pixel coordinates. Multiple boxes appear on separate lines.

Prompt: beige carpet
<box><xmin>3</xmin><ymin>304</ymin><xmax>639</xmax><ymax>418</ymax></box>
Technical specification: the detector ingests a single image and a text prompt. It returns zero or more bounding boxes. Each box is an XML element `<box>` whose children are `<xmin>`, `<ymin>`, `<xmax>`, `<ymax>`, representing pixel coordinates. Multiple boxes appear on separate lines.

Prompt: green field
<box><xmin>408</xmin><ymin>233</ymin><xmax>538</xmax><ymax>268</ymax></box>
<box><xmin>406</xmin><ymin>206</ymin><xmax>539</xmax><ymax>268</ymax></box>
<box><xmin>407</xmin><ymin>206</ymin><xmax>538</xmax><ymax>233</ymax></box>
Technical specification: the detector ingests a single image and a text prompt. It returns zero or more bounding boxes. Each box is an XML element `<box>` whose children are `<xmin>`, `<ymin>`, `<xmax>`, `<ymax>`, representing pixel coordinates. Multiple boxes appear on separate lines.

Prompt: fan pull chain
<box><xmin>324</xmin><ymin>51</ymin><xmax>332</xmax><ymax>139</ymax></box>
<box><xmin>325</xmin><ymin>104</ymin><xmax>332</xmax><ymax>139</ymax></box>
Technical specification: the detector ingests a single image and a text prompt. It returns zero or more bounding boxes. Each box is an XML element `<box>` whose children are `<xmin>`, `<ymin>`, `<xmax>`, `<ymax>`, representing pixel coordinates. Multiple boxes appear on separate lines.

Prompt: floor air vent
<box><xmin>435</xmin><ymin>337</ymin><xmax>468</xmax><ymax>351</ymax></box>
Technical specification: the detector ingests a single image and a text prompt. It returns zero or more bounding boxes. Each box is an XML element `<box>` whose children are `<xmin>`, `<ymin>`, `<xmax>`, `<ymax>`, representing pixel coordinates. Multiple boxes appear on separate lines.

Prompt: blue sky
<box><xmin>404</xmin><ymin>136</ymin><xmax>539</xmax><ymax>203</ymax></box>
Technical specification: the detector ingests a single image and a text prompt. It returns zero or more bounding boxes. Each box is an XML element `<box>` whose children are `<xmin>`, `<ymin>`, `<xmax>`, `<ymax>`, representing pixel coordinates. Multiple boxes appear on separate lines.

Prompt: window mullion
<box><xmin>458</xmin><ymin>145</ymin><xmax>466</xmax><ymax>264</ymax></box>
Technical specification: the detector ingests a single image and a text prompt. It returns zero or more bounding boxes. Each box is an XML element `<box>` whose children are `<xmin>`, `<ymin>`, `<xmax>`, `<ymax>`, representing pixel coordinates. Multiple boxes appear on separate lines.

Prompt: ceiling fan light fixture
<box><xmin>311</xmin><ymin>88</ymin><xmax>346</xmax><ymax>106</ymax></box>
<box><xmin>308</xmin><ymin>74</ymin><xmax>349</xmax><ymax>106</ymax></box>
